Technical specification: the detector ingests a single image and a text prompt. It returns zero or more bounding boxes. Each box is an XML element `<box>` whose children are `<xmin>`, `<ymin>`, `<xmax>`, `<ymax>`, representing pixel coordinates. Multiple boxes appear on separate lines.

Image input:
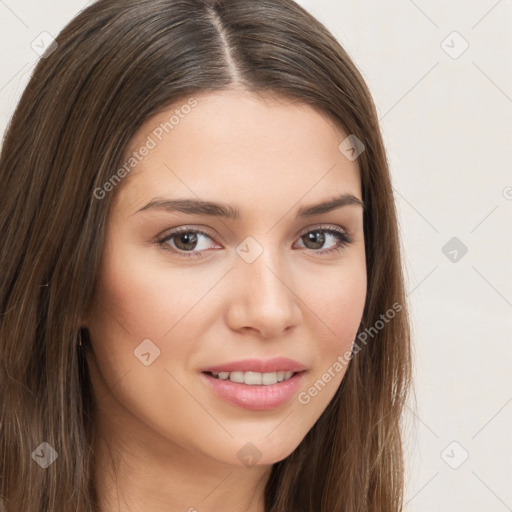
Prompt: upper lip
<box><xmin>202</xmin><ymin>357</ymin><xmax>306</xmax><ymax>374</ymax></box>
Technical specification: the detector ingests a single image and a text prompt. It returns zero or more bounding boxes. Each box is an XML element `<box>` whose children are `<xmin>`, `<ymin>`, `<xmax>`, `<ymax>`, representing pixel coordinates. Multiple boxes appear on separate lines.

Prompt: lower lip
<box><xmin>200</xmin><ymin>371</ymin><xmax>305</xmax><ymax>411</ymax></box>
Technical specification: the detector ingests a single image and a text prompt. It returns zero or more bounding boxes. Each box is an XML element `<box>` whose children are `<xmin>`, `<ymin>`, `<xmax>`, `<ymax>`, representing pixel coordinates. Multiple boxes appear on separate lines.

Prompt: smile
<box><xmin>206</xmin><ymin>370</ymin><xmax>297</xmax><ymax>385</ymax></box>
<box><xmin>200</xmin><ymin>370</ymin><xmax>306</xmax><ymax>411</ymax></box>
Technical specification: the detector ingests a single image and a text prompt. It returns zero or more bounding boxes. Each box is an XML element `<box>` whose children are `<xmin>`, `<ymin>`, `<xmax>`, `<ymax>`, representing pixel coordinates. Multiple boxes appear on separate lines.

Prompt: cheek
<box><xmin>298</xmin><ymin>261</ymin><xmax>366</xmax><ymax>405</ymax></box>
<box><xmin>312</xmin><ymin>261</ymin><xmax>367</xmax><ymax>348</ymax></box>
<box><xmin>326</xmin><ymin>281</ymin><xmax>366</xmax><ymax>346</ymax></box>
<box><xmin>90</xmin><ymin>235</ymin><xmax>215</xmax><ymax>340</ymax></box>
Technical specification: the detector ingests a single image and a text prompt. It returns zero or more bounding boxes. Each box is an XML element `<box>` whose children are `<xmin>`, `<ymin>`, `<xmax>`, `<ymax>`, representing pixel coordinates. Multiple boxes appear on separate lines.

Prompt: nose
<box><xmin>224</xmin><ymin>245</ymin><xmax>302</xmax><ymax>338</ymax></box>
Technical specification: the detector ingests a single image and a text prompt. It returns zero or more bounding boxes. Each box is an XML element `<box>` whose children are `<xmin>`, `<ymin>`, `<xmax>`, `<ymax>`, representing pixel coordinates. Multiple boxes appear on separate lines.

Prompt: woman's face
<box><xmin>84</xmin><ymin>90</ymin><xmax>367</xmax><ymax>467</ymax></box>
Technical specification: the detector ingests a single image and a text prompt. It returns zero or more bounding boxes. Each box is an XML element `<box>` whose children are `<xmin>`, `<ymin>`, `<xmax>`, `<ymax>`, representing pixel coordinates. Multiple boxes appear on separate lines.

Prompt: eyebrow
<box><xmin>134</xmin><ymin>193</ymin><xmax>365</xmax><ymax>219</ymax></box>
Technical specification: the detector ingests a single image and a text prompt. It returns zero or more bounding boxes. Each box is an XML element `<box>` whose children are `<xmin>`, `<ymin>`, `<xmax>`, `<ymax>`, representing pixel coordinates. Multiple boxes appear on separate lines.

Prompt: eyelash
<box><xmin>156</xmin><ymin>224</ymin><xmax>353</xmax><ymax>259</ymax></box>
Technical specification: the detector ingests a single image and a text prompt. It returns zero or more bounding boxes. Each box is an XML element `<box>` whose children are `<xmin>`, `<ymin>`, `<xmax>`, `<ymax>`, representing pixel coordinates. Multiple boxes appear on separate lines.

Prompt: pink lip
<box><xmin>201</xmin><ymin>357</ymin><xmax>306</xmax><ymax>374</ymax></box>
<box><xmin>200</xmin><ymin>371</ymin><xmax>306</xmax><ymax>411</ymax></box>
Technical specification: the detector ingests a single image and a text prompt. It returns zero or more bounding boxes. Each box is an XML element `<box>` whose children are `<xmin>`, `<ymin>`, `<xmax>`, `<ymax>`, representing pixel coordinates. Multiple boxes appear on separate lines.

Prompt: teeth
<box><xmin>210</xmin><ymin>370</ymin><xmax>296</xmax><ymax>385</ymax></box>
<box><xmin>229</xmin><ymin>371</ymin><xmax>244</xmax><ymax>383</ymax></box>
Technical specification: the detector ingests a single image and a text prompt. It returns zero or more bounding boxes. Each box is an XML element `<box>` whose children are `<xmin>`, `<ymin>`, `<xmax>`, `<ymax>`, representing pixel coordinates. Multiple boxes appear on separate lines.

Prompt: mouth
<box><xmin>203</xmin><ymin>370</ymin><xmax>299</xmax><ymax>385</ymax></box>
<box><xmin>200</xmin><ymin>369</ymin><xmax>306</xmax><ymax>411</ymax></box>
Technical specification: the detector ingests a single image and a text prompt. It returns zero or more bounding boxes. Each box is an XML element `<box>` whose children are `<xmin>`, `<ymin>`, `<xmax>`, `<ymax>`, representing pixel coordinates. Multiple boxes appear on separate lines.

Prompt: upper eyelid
<box><xmin>297</xmin><ymin>223</ymin><xmax>349</xmax><ymax>235</ymax></box>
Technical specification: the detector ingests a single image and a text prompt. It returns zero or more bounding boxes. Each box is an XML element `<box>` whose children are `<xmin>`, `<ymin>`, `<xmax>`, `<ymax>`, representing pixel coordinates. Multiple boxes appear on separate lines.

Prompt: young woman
<box><xmin>0</xmin><ymin>0</ymin><xmax>412</xmax><ymax>510</ymax></box>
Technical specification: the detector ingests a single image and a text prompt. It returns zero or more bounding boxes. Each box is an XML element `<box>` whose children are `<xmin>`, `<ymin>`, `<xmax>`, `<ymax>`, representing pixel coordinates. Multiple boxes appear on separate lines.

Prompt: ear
<box><xmin>79</xmin><ymin>300</ymin><xmax>93</xmax><ymax>328</ymax></box>
<box><xmin>78</xmin><ymin>309</ymin><xmax>88</xmax><ymax>329</ymax></box>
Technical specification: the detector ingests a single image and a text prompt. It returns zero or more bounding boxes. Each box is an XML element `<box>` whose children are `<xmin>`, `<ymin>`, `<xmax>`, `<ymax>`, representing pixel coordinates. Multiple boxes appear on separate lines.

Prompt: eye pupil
<box><xmin>303</xmin><ymin>231</ymin><xmax>325</xmax><ymax>250</ymax></box>
<box><xmin>175</xmin><ymin>232</ymin><xmax>198</xmax><ymax>250</ymax></box>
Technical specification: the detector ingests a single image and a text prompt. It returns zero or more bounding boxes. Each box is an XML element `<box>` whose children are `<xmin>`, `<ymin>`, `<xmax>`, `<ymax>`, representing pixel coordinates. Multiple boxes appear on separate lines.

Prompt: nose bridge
<box><xmin>241</xmin><ymin>241</ymin><xmax>286</xmax><ymax>296</ymax></box>
<box><xmin>229</xmin><ymin>236</ymin><xmax>300</xmax><ymax>336</ymax></box>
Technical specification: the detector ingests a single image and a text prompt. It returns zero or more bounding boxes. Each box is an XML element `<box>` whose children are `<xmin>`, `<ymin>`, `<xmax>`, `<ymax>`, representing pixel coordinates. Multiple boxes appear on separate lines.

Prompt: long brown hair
<box><xmin>0</xmin><ymin>0</ymin><xmax>412</xmax><ymax>510</ymax></box>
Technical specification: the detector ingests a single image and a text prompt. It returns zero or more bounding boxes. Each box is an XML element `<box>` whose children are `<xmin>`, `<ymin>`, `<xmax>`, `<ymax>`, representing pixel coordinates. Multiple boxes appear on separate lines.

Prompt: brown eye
<box><xmin>173</xmin><ymin>232</ymin><xmax>199</xmax><ymax>251</ymax></box>
<box><xmin>158</xmin><ymin>228</ymin><xmax>218</xmax><ymax>258</ymax></box>
<box><xmin>295</xmin><ymin>227</ymin><xmax>353</xmax><ymax>255</ymax></box>
<box><xmin>301</xmin><ymin>231</ymin><xmax>326</xmax><ymax>250</ymax></box>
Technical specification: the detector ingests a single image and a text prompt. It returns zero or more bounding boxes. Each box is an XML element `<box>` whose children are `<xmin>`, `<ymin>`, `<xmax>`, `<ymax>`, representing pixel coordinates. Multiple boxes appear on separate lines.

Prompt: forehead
<box><xmin>113</xmin><ymin>90</ymin><xmax>362</xmax><ymax>218</ymax></box>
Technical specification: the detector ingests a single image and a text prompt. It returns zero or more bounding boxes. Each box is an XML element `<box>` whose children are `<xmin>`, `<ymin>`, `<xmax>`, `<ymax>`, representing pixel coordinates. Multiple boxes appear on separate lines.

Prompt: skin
<box><xmin>83</xmin><ymin>89</ymin><xmax>367</xmax><ymax>512</ymax></box>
